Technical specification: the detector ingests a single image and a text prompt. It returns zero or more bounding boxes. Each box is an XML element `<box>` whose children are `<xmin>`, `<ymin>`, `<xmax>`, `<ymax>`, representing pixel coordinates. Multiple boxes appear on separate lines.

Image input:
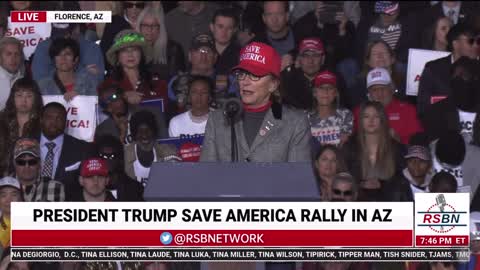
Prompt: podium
<box><xmin>144</xmin><ymin>162</ymin><xmax>318</xmax><ymax>270</ymax></box>
<box><xmin>144</xmin><ymin>162</ymin><xmax>320</xmax><ymax>201</ymax></box>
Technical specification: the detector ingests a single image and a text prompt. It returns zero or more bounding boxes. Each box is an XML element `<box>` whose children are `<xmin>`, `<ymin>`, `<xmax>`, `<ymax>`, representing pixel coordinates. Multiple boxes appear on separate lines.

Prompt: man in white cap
<box><xmin>353</xmin><ymin>67</ymin><xmax>422</xmax><ymax>144</ymax></box>
<box><xmin>0</xmin><ymin>176</ymin><xmax>22</xmax><ymax>253</ymax></box>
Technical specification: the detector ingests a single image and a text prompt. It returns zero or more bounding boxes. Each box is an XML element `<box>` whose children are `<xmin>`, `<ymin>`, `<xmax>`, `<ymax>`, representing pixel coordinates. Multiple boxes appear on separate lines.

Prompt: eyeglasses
<box><xmin>234</xmin><ymin>71</ymin><xmax>264</xmax><ymax>81</ymax></box>
<box><xmin>301</xmin><ymin>52</ymin><xmax>323</xmax><ymax>58</ymax></box>
<box><xmin>140</xmin><ymin>24</ymin><xmax>160</xmax><ymax>31</ymax></box>
<box><xmin>333</xmin><ymin>189</ymin><xmax>353</xmax><ymax>196</ymax></box>
<box><xmin>99</xmin><ymin>153</ymin><xmax>116</xmax><ymax>160</ymax></box>
<box><xmin>15</xmin><ymin>159</ymin><xmax>39</xmax><ymax>167</ymax></box>
<box><xmin>124</xmin><ymin>2</ymin><xmax>145</xmax><ymax>9</ymax></box>
<box><xmin>195</xmin><ymin>47</ymin><xmax>214</xmax><ymax>54</ymax></box>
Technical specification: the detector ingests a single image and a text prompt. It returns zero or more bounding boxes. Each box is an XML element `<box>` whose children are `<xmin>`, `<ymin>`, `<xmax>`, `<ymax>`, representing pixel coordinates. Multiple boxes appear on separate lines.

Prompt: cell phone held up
<box><xmin>318</xmin><ymin>1</ymin><xmax>344</xmax><ymax>25</ymax></box>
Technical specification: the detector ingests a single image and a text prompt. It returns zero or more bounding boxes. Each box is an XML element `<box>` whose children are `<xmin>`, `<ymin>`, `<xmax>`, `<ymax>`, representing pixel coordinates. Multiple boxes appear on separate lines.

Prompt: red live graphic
<box><xmin>12</xmin><ymin>230</ymin><xmax>413</xmax><ymax>247</ymax></box>
<box><xmin>10</xmin><ymin>11</ymin><xmax>47</xmax><ymax>23</ymax></box>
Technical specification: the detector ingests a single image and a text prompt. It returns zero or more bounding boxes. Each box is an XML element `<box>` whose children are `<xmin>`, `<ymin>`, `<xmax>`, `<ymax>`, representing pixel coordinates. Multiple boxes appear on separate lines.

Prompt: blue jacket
<box><xmin>37</xmin><ymin>69</ymin><xmax>98</xmax><ymax>96</ymax></box>
<box><xmin>32</xmin><ymin>37</ymin><xmax>105</xmax><ymax>85</ymax></box>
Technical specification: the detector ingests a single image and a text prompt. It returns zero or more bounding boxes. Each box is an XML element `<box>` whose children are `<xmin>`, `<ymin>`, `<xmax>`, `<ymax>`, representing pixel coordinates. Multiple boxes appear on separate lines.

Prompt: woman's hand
<box><xmin>335</xmin><ymin>12</ymin><xmax>348</xmax><ymax>35</ymax></box>
<box><xmin>64</xmin><ymin>91</ymin><xmax>79</xmax><ymax>102</ymax></box>
<box><xmin>124</xmin><ymin>91</ymin><xmax>144</xmax><ymax>105</ymax></box>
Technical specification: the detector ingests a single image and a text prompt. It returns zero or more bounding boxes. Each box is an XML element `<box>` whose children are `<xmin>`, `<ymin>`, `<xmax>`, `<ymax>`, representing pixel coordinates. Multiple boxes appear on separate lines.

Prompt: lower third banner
<box><xmin>11</xmin><ymin>248</ymin><xmax>470</xmax><ymax>262</ymax></box>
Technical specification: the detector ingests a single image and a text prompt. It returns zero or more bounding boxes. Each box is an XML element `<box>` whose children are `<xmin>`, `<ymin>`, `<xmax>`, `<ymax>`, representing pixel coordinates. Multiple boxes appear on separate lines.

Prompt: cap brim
<box><xmin>300</xmin><ymin>48</ymin><xmax>323</xmax><ymax>54</ymax></box>
<box><xmin>367</xmin><ymin>81</ymin><xmax>390</xmax><ymax>88</ymax></box>
<box><xmin>231</xmin><ymin>63</ymin><xmax>272</xmax><ymax>77</ymax></box>
<box><xmin>81</xmin><ymin>172</ymin><xmax>109</xmax><ymax>178</ymax></box>
<box><xmin>0</xmin><ymin>184</ymin><xmax>20</xmax><ymax>190</ymax></box>
<box><xmin>14</xmin><ymin>151</ymin><xmax>39</xmax><ymax>160</ymax></box>
<box><xmin>404</xmin><ymin>154</ymin><xmax>430</xmax><ymax>161</ymax></box>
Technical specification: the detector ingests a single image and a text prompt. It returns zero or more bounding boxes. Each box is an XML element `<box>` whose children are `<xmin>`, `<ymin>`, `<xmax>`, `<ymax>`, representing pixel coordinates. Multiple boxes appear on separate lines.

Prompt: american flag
<box><xmin>375</xmin><ymin>1</ymin><xmax>399</xmax><ymax>15</ymax></box>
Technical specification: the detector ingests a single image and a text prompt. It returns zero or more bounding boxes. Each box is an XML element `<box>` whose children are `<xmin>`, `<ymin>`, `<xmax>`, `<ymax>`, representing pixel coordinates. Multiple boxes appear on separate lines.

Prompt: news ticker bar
<box><xmin>11</xmin><ymin>248</ymin><xmax>471</xmax><ymax>262</ymax></box>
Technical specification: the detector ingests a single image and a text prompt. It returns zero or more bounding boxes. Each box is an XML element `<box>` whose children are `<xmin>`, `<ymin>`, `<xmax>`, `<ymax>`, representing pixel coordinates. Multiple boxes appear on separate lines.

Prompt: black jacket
<box><xmin>293</xmin><ymin>11</ymin><xmax>355</xmax><ymax>65</ymax></box>
<box><xmin>382</xmin><ymin>172</ymin><xmax>415</xmax><ymax>202</ymax></box>
<box><xmin>51</xmin><ymin>134</ymin><xmax>93</xmax><ymax>199</ymax></box>
<box><xmin>215</xmin><ymin>42</ymin><xmax>241</xmax><ymax>75</ymax></box>
<box><xmin>421</xmin><ymin>97</ymin><xmax>461</xmax><ymax>143</ymax></box>
<box><xmin>355</xmin><ymin>14</ymin><xmax>419</xmax><ymax>65</ymax></box>
<box><xmin>417</xmin><ymin>55</ymin><xmax>452</xmax><ymax>117</ymax></box>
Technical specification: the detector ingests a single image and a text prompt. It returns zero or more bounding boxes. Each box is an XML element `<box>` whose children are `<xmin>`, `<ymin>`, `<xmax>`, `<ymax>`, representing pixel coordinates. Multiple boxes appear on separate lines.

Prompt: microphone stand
<box><xmin>230</xmin><ymin>115</ymin><xmax>238</xmax><ymax>162</ymax></box>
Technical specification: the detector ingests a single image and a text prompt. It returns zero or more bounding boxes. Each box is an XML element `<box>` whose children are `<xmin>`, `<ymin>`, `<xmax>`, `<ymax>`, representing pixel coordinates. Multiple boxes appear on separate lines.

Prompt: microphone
<box><xmin>436</xmin><ymin>194</ymin><xmax>446</xmax><ymax>212</ymax></box>
<box><xmin>223</xmin><ymin>97</ymin><xmax>242</xmax><ymax>162</ymax></box>
<box><xmin>224</xmin><ymin>97</ymin><xmax>243</xmax><ymax>119</ymax></box>
<box><xmin>436</xmin><ymin>194</ymin><xmax>447</xmax><ymax>231</ymax></box>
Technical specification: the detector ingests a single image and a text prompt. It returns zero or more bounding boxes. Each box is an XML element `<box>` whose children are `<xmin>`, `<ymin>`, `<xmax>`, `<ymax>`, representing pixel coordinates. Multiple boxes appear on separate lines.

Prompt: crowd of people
<box><xmin>1</xmin><ymin>1</ymin><xmax>480</xmax><ymax>270</ymax></box>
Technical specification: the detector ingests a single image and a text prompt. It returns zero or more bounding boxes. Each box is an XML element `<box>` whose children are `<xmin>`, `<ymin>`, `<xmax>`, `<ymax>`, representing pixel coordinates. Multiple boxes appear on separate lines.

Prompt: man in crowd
<box><xmin>281</xmin><ymin>37</ymin><xmax>326</xmax><ymax>110</ymax></box>
<box><xmin>383</xmin><ymin>145</ymin><xmax>433</xmax><ymax>201</ymax></box>
<box><xmin>13</xmin><ymin>138</ymin><xmax>65</xmax><ymax>202</ymax></box>
<box><xmin>330</xmin><ymin>173</ymin><xmax>358</xmax><ymax>202</ymax></box>
<box><xmin>95</xmin><ymin>83</ymin><xmax>169</xmax><ymax>144</ymax></box>
<box><xmin>418</xmin><ymin>23</ymin><xmax>478</xmax><ymax>116</ymax></box>
<box><xmin>210</xmin><ymin>8</ymin><xmax>241</xmax><ymax>74</ymax></box>
<box><xmin>166</xmin><ymin>1</ymin><xmax>219</xmax><ymax>56</ymax></box>
<box><xmin>0</xmin><ymin>37</ymin><xmax>23</xmax><ymax>110</ymax></box>
<box><xmin>255</xmin><ymin>1</ymin><xmax>296</xmax><ymax>56</ymax></box>
<box><xmin>95</xmin><ymin>135</ymin><xmax>144</xmax><ymax>201</ymax></box>
<box><xmin>40</xmin><ymin>102</ymin><xmax>92</xmax><ymax>194</ymax></box>
<box><xmin>353</xmin><ymin>68</ymin><xmax>422</xmax><ymax>144</ymax></box>
<box><xmin>169</xmin><ymin>34</ymin><xmax>237</xmax><ymax>111</ymax></box>
<box><xmin>0</xmin><ymin>176</ymin><xmax>22</xmax><ymax>254</ymax></box>
<box><xmin>71</xmin><ymin>158</ymin><xmax>114</xmax><ymax>201</ymax></box>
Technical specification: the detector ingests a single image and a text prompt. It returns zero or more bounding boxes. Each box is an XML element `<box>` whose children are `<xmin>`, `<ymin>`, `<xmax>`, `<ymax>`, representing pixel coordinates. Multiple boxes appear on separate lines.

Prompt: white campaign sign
<box><xmin>43</xmin><ymin>95</ymin><xmax>97</xmax><ymax>142</ymax></box>
<box><xmin>406</xmin><ymin>49</ymin><xmax>450</xmax><ymax>96</ymax></box>
<box><xmin>6</xmin><ymin>16</ymin><xmax>51</xmax><ymax>59</ymax></box>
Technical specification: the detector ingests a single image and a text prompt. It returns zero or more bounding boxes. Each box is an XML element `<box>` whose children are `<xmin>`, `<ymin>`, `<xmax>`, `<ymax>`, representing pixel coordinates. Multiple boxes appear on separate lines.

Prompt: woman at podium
<box><xmin>200</xmin><ymin>42</ymin><xmax>312</xmax><ymax>162</ymax></box>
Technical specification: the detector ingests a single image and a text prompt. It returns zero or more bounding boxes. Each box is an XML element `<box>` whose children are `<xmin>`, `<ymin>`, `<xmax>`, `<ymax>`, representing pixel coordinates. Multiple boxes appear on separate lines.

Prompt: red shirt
<box><xmin>353</xmin><ymin>98</ymin><xmax>423</xmax><ymax>144</ymax></box>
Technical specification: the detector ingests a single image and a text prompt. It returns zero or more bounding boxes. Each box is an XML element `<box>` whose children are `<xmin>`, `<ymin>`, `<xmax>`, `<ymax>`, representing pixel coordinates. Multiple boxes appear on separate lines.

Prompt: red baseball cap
<box><xmin>80</xmin><ymin>158</ymin><xmax>109</xmax><ymax>177</ymax></box>
<box><xmin>299</xmin><ymin>38</ymin><xmax>324</xmax><ymax>55</ymax></box>
<box><xmin>314</xmin><ymin>71</ymin><xmax>337</xmax><ymax>87</ymax></box>
<box><xmin>232</xmin><ymin>42</ymin><xmax>281</xmax><ymax>78</ymax></box>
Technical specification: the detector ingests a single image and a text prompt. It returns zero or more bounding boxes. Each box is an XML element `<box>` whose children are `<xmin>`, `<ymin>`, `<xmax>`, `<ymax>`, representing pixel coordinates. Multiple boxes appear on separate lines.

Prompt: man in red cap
<box><xmin>72</xmin><ymin>158</ymin><xmax>114</xmax><ymax>201</ymax></box>
<box><xmin>200</xmin><ymin>42</ymin><xmax>312</xmax><ymax>162</ymax></box>
<box><xmin>281</xmin><ymin>37</ymin><xmax>327</xmax><ymax>110</ymax></box>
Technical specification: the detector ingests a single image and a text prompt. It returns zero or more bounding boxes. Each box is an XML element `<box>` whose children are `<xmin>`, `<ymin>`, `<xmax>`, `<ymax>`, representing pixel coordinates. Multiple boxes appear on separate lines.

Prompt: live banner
<box><xmin>6</xmin><ymin>16</ymin><xmax>51</xmax><ymax>59</ymax></box>
<box><xmin>406</xmin><ymin>49</ymin><xmax>450</xmax><ymax>96</ymax></box>
<box><xmin>43</xmin><ymin>95</ymin><xmax>98</xmax><ymax>142</ymax></box>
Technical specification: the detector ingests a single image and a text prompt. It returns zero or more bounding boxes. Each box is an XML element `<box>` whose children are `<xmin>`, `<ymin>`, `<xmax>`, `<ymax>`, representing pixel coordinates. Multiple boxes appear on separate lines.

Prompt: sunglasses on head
<box><xmin>124</xmin><ymin>2</ymin><xmax>145</xmax><ymax>9</ymax></box>
<box><xmin>333</xmin><ymin>189</ymin><xmax>353</xmax><ymax>196</ymax></box>
<box><xmin>16</xmin><ymin>159</ymin><xmax>39</xmax><ymax>166</ymax></box>
<box><xmin>99</xmin><ymin>153</ymin><xmax>116</xmax><ymax>160</ymax></box>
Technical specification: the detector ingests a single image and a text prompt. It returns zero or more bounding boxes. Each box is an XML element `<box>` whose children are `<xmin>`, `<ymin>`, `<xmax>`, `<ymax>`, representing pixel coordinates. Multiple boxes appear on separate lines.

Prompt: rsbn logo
<box><xmin>417</xmin><ymin>194</ymin><xmax>467</xmax><ymax>233</ymax></box>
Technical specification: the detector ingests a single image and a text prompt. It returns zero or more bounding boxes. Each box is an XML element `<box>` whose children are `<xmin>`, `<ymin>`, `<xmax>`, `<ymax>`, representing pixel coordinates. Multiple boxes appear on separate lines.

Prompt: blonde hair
<box><xmin>0</xmin><ymin>36</ymin><xmax>25</xmax><ymax>73</ymax></box>
<box><xmin>136</xmin><ymin>6</ymin><xmax>168</xmax><ymax>65</ymax></box>
<box><xmin>357</xmin><ymin>101</ymin><xmax>396</xmax><ymax>180</ymax></box>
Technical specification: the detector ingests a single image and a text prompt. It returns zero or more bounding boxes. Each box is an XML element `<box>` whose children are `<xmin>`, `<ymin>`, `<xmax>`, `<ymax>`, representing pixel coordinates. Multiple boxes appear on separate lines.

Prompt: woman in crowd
<box><xmin>1</xmin><ymin>78</ymin><xmax>43</xmax><ymax>174</ymax></box>
<box><xmin>343</xmin><ymin>101</ymin><xmax>405</xmax><ymax>201</ymax></box>
<box><xmin>104</xmin><ymin>30</ymin><xmax>170</xmax><ymax>111</ymax></box>
<box><xmin>37</xmin><ymin>38</ymin><xmax>97</xmax><ymax>100</ymax></box>
<box><xmin>100</xmin><ymin>1</ymin><xmax>147</xmax><ymax>60</ymax></box>
<box><xmin>169</xmin><ymin>75</ymin><xmax>214</xmax><ymax>137</ymax></box>
<box><xmin>136</xmin><ymin>7</ymin><xmax>185</xmax><ymax>78</ymax></box>
<box><xmin>124</xmin><ymin>110</ymin><xmax>180</xmax><ymax>187</ymax></box>
<box><xmin>314</xmin><ymin>145</ymin><xmax>346</xmax><ymax>201</ymax></box>
<box><xmin>422</xmin><ymin>16</ymin><xmax>453</xmax><ymax>51</ymax></box>
<box><xmin>309</xmin><ymin>71</ymin><xmax>353</xmax><ymax>148</ymax></box>
<box><xmin>349</xmin><ymin>40</ymin><xmax>405</xmax><ymax>107</ymax></box>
